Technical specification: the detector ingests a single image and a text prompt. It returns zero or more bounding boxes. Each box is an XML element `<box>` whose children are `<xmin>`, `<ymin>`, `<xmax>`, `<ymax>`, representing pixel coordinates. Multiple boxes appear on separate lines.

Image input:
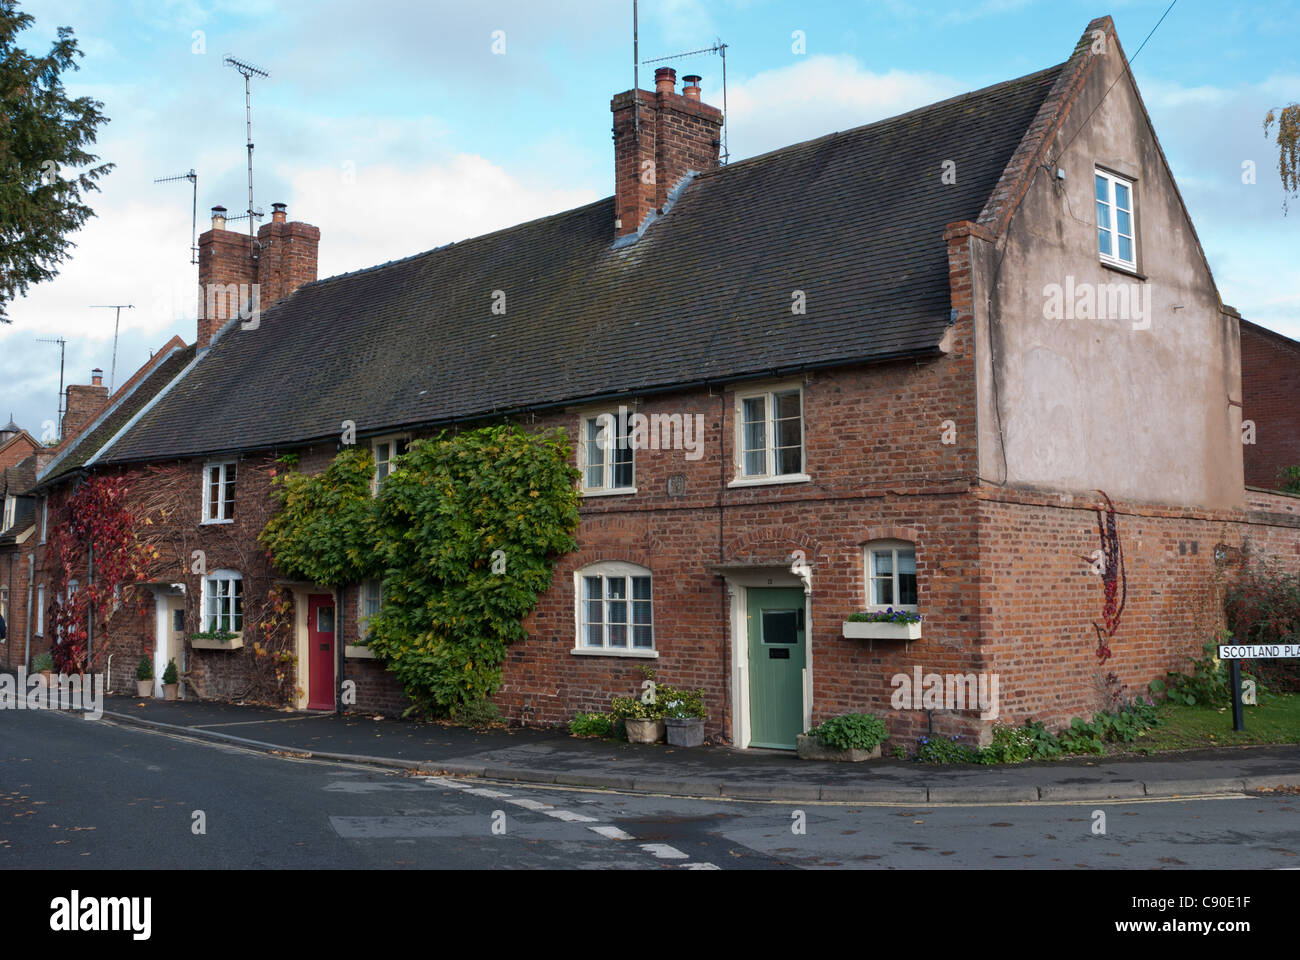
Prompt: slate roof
<box><xmin>41</xmin><ymin>344</ymin><xmax>197</xmax><ymax>484</ymax></box>
<box><xmin>102</xmin><ymin>61</ymin><xmax>1063</xmax><ymax>464</ymax></box>
<box><xmin>0</xmin><ymin>455</ymin><xmax>36</xmax><ymax>543</ymax></box>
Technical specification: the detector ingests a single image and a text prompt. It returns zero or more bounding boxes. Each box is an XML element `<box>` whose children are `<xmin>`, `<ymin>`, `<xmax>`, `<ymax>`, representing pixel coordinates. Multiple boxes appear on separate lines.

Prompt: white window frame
<box><xmin>35</xmin><ymin>584</ymin><xmax>45</xmax><ymax>636</ymax></box>
<box><xmin>371</xmin><ymin>434</ymin><xmax>410</xmax><ymax>493</ymax></box>
<box><xmin>201</xmin><ymin>461</ymin><xmax>237</xmax><ymax>524</ymax></box>
<box><xmin>2</xmin><ymin>495</ymin><xmax>14</xmax><ymax>532</ymax></box>
<box><xmin>40</xmin><ymin>497</ymin><xmax>48</xmax><ymax>543</ymax></box>
<box><xmin>864</xmin><ymin>540</ymin><xmax>919</xmax><ymax>612</ymax></box>
<box><xmin>578</xmin><ymin>408</ymin><xmax>637</xmax><ymax>496</ymax></box>
<box><xmin>358</xmin><ymin>579</ymin><xmax>382</xmax><ymax>639</ymax></box>
<box><xmin>1095</xmin><ymin>168</ymin><xmax>1137</xmax><ymax>272</ymax></box>
<box><xmin>571</xmin><ymin>561</ymin><xmax>657</xmax><ymax>658</ymax></box>
<box><xmin>729</xmin><ymin>383</ymin><xmax>809</xmax><ymax>487</ymax></box>
<box><xmin>201</xmin><ymin>570</ymin><xmax>244</xmax><ymax>635</ymax></box>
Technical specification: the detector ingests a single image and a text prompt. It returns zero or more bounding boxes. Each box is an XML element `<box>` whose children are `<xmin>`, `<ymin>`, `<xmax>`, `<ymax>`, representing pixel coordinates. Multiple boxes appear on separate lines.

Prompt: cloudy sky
<box><xmin>2</xmin><ymin>0</ymin><xmax>1297</xmax><ymax>438</ymax></box>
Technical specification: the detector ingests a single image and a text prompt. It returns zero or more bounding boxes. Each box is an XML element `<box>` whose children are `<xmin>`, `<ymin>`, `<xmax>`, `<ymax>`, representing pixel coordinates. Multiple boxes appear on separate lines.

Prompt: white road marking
<box><xmin>589</xmin><ymin>825</ymin><xmax>635</xmax><ymax>841</ymax></box>
<box><xmin>503</xmin><ymin>797</ymin><xmax>553</xmax><ymax>811</ymax></box>
<box><xmin>464</xmin><ymin>787</ymin><xmax>513</xmax><ymax>798</ymax></box>
<box><xmin>640</xmin><ymin>843</ymin><xmax>689</xmax><ymax>859</ymax></box>
<box><xmin>680</xmin><ymin>862</ymin><xmax>722</xmax><ymax>870</ymax></box>
<box><xmin>544</xmin><ymin>808</ymin><xmax>599</xmax><ymax>823</ymax></box>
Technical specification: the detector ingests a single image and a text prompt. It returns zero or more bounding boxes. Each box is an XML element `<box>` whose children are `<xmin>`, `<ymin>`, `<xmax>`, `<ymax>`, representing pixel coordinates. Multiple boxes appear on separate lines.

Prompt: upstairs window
<box><xmin>2</xmin><ymin>495</ymin><xmax>14</xmax><ymax>532</ymax></box>
<box><xmin>1095</xmin><ymin>169</ymin><xmax>1136</xmax><ymax>270</ymax></box>
<box><xmin>865</xmin><ymin>541</ymin><xmax>918</xmax><ymax>611</ymax></box>
<box><xmin>40</xmin><ymin>498</ymin><xmax>48</xmax><ymax>542</ymax></box>
<box><xmin>372</xmin><ymin>435</ymin><xmax>409</xmax><ymax>492</ymax></box>
<box><xmin>203</xmin><ymin>571</ymin><xmax>243</xmax><ymax>634</ymax></box>
<box><xmin>734</xmin><ymin>386</ymin><xmax>805</xmax><ymax>483</ymax></box>
<box><xmin>203</xmin><ymin>461</ymin><xmax>237</xmax><ymax>523</ymax></box>
<box><xmin>580</xmin><ymin>410</ymin><xmax>635</xmax><ymax>494</ymax></box>
<box><xmin>35</xmin><ymin>584</ymin><xmax>45</xmax><ymax>637</ymax></box>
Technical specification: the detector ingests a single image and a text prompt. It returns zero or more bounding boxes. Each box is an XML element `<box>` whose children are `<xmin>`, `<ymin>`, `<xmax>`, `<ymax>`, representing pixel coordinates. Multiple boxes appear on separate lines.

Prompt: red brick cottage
<box><xmin>19</xmin><ymin>16</ymin><xmax>1300</xmax><ymax>748</ymax></box>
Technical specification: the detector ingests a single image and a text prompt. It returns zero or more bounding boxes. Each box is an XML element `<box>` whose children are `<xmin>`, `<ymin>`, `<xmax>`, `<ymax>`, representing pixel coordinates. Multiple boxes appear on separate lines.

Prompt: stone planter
<box><xmin>665</xmin><ymin>717</ymin><xmax>705</xmax><ymax>747</ymax></box>
<box><xmin>163</xmin><ymin>683</ymin><xmax>179</xmax><ymax>701</ymax></box>
<box><xmin>136</xmin><ymin>680</ymin><xmax>152</xmax><ymax>698</ymax></box>
<box><xmin>796</xmin><ymin>733</ymin><xmax>882</xmax><ymax>762</ymax></box>
<box><xmin>841</xmin><ymin>620</ymin><xmax>921</xmax><ymax>641</ymax></box>
<box><xmin>624</xmin><ymin>718</ymin><xmax>665</xmax><ymax>744</ymax></box>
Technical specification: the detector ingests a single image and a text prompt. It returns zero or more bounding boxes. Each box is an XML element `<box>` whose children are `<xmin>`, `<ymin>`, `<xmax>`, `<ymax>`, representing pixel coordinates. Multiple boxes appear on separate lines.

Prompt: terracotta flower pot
<box><xmin>136</xmin><ymin>680</ymin><xmax>153</xmax><ymax>698</ymax></box>
<box><xmin>163</xmin><ymin>683</ymin><xmax>179</xmax><ymax>701</ymax></box>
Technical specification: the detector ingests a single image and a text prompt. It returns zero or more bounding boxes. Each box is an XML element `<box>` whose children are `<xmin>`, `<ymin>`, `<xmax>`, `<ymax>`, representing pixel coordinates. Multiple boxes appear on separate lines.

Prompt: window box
<box><xmin>796</xmin><ymin>733</ymin><xmax>882</xmax><ymax>762</ymax></box>
<box><xmin>842</xmin><ymin>619</ymin><xmax>921</xmax><ymax>641</ymax></box>
<box><xmin>190</xmin><ymin>632</ymin><xmax>244</xmax><ymax>651</ymax></box>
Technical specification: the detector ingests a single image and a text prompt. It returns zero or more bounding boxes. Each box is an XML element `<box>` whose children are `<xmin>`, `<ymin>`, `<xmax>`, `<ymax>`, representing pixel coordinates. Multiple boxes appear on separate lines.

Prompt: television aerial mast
<box><xmin>153</xmin><ymin>169</ymin><xmax>198</xmax><ymax>264</ymax></box>
<box><xmin>223</xmin><ymin>55</ymin><xmax>270</xmax><ymax>238</ymax></box>
<box><xmin>34</xmin><ymin>336</ymin><xmax>67</xmax><ymax>442</ymax></box>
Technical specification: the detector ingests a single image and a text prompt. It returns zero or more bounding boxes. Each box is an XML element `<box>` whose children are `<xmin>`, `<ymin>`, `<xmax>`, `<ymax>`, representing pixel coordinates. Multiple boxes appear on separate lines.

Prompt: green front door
<box><xmin>747</xmin><ymin>587</ymin><xmax>807</xmax><ymax>749</ymax></box>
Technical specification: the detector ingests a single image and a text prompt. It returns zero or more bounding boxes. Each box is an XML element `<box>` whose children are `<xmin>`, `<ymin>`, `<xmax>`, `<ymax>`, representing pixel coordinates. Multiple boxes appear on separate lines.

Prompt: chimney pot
<box><xmin>655</xmin><ymin>67</ymin><xmax>677</xmax><ymax>94</ymax></box>
<box><xmin>211</xmin><ymin>205</ymin><xmax>227</xmax><ymax>230</ymax></box>
<box><xmin>682</xmin><ymin>75</ymin><xmax>702</xmax><ymax>101</ymax></box>
<box><xmin>271</xmin><ymin>202</ymin><xmax>287</xmax><ymax>223</ymax></box>
<box><xmin>91</xmin><ymin>368</ymin><xmax>103</xmax><ymax>387</ymax></box>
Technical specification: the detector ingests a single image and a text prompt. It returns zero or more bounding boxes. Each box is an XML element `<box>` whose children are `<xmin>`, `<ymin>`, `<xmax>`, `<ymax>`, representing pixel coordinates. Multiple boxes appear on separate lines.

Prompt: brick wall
<box><xmin>1241</xmin><ymin>320</ymin><xmax>1300</xmax><ymax>490</ymax></box>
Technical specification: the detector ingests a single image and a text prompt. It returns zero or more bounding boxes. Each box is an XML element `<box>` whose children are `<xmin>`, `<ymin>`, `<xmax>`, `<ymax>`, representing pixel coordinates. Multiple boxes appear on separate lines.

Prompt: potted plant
<box><xmin>611</xmin><ymin>695</ymin><xmax>664</xmax><ymax>744</ymax></box>
<box><xmin>842</xmin><ymin>607</ymin><xmax>922</xmax><ymax>640</ymax></box>
<box><xmin>798</xmin><ymin>713</ymin><xmax>888</xmax><ymax>762</ymax></box>
<box><xmin>162</xmin><ymin>659</ymin><xmax>180</xmax><ymax>701</ymax></box>
<box><xmin>32</xmin><ymin>651</ymin><xmax>53</xmax><ymax>684</ymax></box>
<box><xmin>659</xmin><ymin>685</ymin><xmax>706</xmax><ymax>747</ymax></box>
<box><xmin>136</xmin><ymin>656</ymin><xmax>153</xmax><ymax>697</ymax></box>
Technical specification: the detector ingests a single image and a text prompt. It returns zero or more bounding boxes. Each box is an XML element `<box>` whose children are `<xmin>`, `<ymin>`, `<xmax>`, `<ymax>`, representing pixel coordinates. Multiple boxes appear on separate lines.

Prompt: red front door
<box><xmin>307</xmin><ymin>594</ymin><xmax>335</xmax><ymax>710</ymax></box>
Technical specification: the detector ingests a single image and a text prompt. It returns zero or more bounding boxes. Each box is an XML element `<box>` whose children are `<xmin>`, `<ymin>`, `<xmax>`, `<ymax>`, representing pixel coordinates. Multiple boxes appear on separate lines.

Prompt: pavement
<box><xmin>92</xmin><ymin>695</ymin><xmax>1300</xmax><ymax>804</ymax></box>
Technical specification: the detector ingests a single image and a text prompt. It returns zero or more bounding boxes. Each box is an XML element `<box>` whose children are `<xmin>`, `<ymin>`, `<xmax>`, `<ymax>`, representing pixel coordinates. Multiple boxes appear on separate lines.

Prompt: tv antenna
<box><xmin>642</xmin><ymin>39</ymin><xmax>730</xmax><ymax>163</ymax></box>
<box><xmin>154</xmin><ymin>170</ymin><xmax>198</xmax><ymax>264</ymax></box>
<box><xmin>223</xmin><ymin>55</ymin><xmax>270</xmax><ymax>238</ymax></box>
<box><xmin>35</xmin><ymin>336</ymin><xmax>67</xmax><ymax>441</ymax></box>
<box><xmin>90</xmin><ymin>304</ymin><xmax>135</xmax><ymax>393</ymax></box>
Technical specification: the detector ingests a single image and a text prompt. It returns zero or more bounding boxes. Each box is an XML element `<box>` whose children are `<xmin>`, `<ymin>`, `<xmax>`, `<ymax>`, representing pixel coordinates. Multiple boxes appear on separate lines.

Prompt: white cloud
<box><xmin>724</xmin><ymin>54</ymin><xmax>962</xmax><ymax>159</ymax></box>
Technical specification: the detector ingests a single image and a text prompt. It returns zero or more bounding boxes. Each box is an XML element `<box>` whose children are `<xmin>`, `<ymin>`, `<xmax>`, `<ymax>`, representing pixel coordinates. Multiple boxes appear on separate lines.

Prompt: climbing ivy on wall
<box><xmin>259</xmin><ymin>447</ymin><xmax>379</xmax><ymax>587</ymax></box>
<box><xmin>367</xmin><ymin>426</ymin><xmax>580</xmax><ymax>715</ymax></box>
<box><xmin>259</xmin><ymin>425</ymin><xmax>580</xmax><ymax>716</ymax></box>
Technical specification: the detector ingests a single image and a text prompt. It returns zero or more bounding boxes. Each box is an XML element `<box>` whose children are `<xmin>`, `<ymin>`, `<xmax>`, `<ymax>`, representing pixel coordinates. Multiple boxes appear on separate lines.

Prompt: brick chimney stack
<box><xmin>256</xmin><ymin>202</ymin><xmax>321</xmax><ymax>307</ymax></box>
<box><xmin>63</xmin><ymin>369</ymin><xmax>109</xmax><ymax>438</ymax></box>
<box><xmin>196</xmin><ymin>202</ymin><xmax>319</xmax><ymax>349</ymax></box>
<box><xmin>611</xmin><ymin>67</ymin><xmax>723</xmax><ymax>238</ymax></box>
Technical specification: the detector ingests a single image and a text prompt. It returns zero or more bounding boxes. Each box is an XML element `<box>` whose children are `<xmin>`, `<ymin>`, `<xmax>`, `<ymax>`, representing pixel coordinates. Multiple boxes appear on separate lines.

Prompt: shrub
<box><xmin>1277</xmin><ymin>465</ymin><xmax>1300</xmax><ymax>495</ymax></box>
<box><xmin>979</xmin><ymin>722</ymin><xmax>1035</xmax><ymax>764</ymax></box>
<box><xmin>914</xmin><ymin>733</ymin><xmax>980</xmax><ymax>764</ymax></box>
<box><xmin>447</xmin><ymin>698</ymin><xmax>503</xmax><ymax>728</ymax></box>
<box><xmin>806</xmin><ymin>713</ymin><xmax>888</xmax><ymax>751</ymax></box>
<box><xmin>610</xmin><ymin>695</ymin><xmax>661</xmax><ymax>721</ymax></box>
<box><xmin>1224</xmin><ymin>559</ymin><xmax>1300</xmax><ymax>692</ymax></box>
<box><xmin>658</xmin><ymin>685</ymin><xmax>706</xmax><ymax>720</ymax></box>
<box><xmin>32</xmin><ymin>651</ymin><xmax>53</xmax><ymax>673</ymax></box>
<box><xmin>136</xmin><ymin>656</ymin><xmax>152</xmax><ymax>681</ymax></box>
<box><xmin>1024</xmin><ymin>720</ymin><xmax>1063</xmax><ymax>759</ymax></box>
<box><xmin>162</xmin><ymin>659</ymin><xmax>178</xmax><ymax>685</ymax></box>
<box><xmin>1151</xmin><ymin>639</ymin><xmax>1231</xmax><ymax>706</ymax></box>
<box><xmin>568</xmin><ymin>712</ymin><xmax>613</xmax><ymax>738</ymax></box>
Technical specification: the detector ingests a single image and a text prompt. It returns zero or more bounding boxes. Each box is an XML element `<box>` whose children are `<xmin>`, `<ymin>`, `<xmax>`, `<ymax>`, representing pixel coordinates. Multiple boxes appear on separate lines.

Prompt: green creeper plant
<box><xmin>365</xmin><ymin>425</ymin><xmax>580</xmax><ymax>715</ymax></box>
<box><xmin>259</xmin><ymin>447</ymin><xmax>379</xmax><ymax>587</ymax></box>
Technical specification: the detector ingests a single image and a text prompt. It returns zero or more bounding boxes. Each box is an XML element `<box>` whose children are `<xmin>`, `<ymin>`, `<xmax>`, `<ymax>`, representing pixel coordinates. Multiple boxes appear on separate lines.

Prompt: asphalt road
<box><xmin>2</xmin><ymin>709</ymin><xmax>1298</xmax><ymax>869</ymax></box>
